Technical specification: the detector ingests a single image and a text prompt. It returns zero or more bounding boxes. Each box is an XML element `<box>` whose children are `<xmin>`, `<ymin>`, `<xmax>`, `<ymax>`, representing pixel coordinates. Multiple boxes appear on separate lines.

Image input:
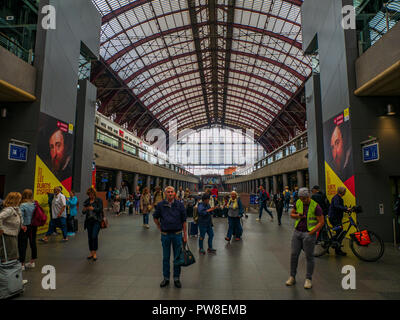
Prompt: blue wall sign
<box><xmin>362</xmin><ymin>143</ymin><xmax>379</xmax><ymax>163</ymax></box>
<box><xmin>8</xmin><ymin>143</ymin><xmax>28</xmax><ymax>162</ymax></box>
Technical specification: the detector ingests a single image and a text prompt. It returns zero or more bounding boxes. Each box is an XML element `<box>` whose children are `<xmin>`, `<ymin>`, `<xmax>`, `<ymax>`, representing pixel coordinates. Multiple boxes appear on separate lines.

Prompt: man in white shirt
<box><xmin>40</xmin><ymin>186</ymin><xmax>68</xmax><ymax>242</ymax></box>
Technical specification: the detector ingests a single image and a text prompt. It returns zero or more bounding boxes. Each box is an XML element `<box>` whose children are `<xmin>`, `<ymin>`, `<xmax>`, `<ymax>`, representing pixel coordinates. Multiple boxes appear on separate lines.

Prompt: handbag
<box><xmin>177</xmin><ymin>242</ymin><xmax>196</xmax><ymax>267</ymax></box>
<box><xmin>100</xmin><ymin>217</ymin><xmax>109</xmax><ymax>229</ymax></box>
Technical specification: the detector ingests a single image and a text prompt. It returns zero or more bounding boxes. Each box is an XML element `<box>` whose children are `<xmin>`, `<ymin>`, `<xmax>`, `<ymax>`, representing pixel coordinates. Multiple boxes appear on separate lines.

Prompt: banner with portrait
<box><xmin>323</xmin><ymin>108</ymin><xmax>356</xmax><ymax>231</ymax></box>
<box><xmin>34</xmin><ymin>113</ymin><xmax>74</xmax><ymax>233</ymax></box>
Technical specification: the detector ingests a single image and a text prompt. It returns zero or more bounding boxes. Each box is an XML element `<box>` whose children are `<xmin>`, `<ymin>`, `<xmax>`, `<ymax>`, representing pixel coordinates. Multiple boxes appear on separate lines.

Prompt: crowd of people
<box><xmin>0</xmin><ymin>185</ymin><xmax>104</xmax><ymax>288</ymax></box>
<box><xmin>1</xmin><ymin>180</ymin><xmax>397</xmax><ymax>294</ymax></box>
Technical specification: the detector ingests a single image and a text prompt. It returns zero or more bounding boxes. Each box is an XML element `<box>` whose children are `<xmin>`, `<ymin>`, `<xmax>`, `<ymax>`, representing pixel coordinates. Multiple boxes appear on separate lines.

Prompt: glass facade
<box><xmin>169</xmin><ymin>127</ymin><xmax>266</xmax><ymax>176</ymax></box>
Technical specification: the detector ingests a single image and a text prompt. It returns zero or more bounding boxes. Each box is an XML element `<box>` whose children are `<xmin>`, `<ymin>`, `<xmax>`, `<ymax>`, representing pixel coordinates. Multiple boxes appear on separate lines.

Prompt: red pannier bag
<box><xmin>351</xmin><ymin>230</ymin><xmax>371</xmax><ymax>246</ymax></box>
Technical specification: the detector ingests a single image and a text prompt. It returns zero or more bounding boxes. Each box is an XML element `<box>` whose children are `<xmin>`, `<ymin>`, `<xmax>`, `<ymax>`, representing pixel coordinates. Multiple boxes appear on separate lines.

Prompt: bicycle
<box><xmin>314</xmin><ymin>206</ymin><xmax>385</xmax><ymax>262</ymax></box>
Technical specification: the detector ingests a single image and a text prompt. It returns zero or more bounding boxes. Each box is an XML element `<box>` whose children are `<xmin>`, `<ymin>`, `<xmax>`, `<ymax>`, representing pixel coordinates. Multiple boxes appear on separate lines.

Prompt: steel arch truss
<box><xmin>91</xmin><ymin>0</ymin><xmax>310</xmax><ymax>150</ymax></box>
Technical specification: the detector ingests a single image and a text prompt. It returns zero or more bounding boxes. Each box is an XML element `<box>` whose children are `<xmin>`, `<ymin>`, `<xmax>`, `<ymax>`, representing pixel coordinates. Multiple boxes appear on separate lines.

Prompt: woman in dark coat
<box><xmin>82</xmin><ymin>187</ymin><xmax>104</xmax><ymax>261</ymax></box>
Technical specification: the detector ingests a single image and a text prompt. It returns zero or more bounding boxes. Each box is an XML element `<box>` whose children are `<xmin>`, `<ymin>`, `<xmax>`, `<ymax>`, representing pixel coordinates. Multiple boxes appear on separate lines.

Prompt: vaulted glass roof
<box><xmin>92</xmin><ymin>0</ymin><xmax>311</xmax><ymax>143</ymax></box>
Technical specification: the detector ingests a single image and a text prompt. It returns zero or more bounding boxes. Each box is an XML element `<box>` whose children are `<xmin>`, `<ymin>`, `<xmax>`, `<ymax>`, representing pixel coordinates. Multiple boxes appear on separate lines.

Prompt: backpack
<box><xmin>31</xmin><ymin>200</ymin><xmax>47</xmax><ymax>227</ymax></box>
<box><xmin>394</xmin><ymin>198</ymin><xmax>400</xmax><ymax>216</ymax></box>
<box><xmin>284</xmin><ymin>192</ymin><xmax>291</xmax><ymax>201</ymax></box>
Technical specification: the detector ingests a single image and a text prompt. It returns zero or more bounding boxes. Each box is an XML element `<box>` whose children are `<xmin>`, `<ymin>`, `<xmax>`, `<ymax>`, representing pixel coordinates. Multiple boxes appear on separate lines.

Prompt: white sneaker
<box><xmin>21</xmin><ymin>265</ymin><xmax>25</xmax><ymax>271</ymax></box>
<box><xmin>145</xmin><ymin>224</ymin><xmax>150</xmax><ymax>229</ymax></box>
<box><xmin>256</xmin><ymin>218</ymin><xmax>260</xmax><ymax>221</ymax></box>
<box><xmin>25</xmin><ymin>262</ymin><xmax>35</xmax><ymax>269</ymax></box>
<box><xmin>22</xmin><ymin>279</ymin><xmax>28</xmax><ymax>285</ymax></box>
<box><xmin>304</xmin><ymin>279</ymin><xmax>312</xmax><ymax>289</ymax></box>
<box><xmin>285</xmin><ymin>276</ymin><xmax>296</xmax><ymax>286</ymax></box>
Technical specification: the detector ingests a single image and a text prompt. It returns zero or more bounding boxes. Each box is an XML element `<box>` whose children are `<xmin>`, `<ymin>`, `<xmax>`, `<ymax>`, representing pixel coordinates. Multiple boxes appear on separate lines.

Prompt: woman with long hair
<box><xmin>18</xmin><ymin>189</ymin><xmax>37</xmax><ymax>270</ymax></box>
<box><xmin>82</xmin><ymin>187</ymin><xmax>104</xmax><ymax>261</ymax></box>
<box><xmin>140</xmin><ymin>187</ymin><xmax>152</xmax><ymax>229</ymax></box>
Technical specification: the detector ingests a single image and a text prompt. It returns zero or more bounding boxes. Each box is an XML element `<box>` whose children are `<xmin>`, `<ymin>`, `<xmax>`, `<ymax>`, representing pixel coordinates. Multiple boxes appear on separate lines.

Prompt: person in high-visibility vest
<box><xmin>286</xmin><ymin>188</ymin><xmax>324</xmax><ymax>289</ymax></box>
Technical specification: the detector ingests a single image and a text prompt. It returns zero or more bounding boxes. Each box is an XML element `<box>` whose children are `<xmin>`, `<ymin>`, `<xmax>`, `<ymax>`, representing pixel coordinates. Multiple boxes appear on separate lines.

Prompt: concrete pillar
<box><xmin>305</xmin><ymin>73</ymin><xmax>326</xmax><ymax>189</ymax></box>
<box><xmin>146</xmin><ymin>175</ymin><xmax>151</xmax><ymax>190</ymax></box>
<box><xmin>272</xmin><ymin>175</ymin><xmax>278</xmax><ymax>194</ymax></box>
<box><xmin>116</xmin><ymin>171</ymin><xmax>122</xmax><ymax>189</ymax></box>
<box><xmin>155</xmin><ymin>176</ymin><xmax>160</xmax><ymax>188</ymax></box>
<box><xmin>297</xmin><ymin>170</ymin><xmax>304</xmax><ymax>188</ymax></box>
<box><xmin>133</xmin><ymin>173</ymin><xmax>139</xmax><ymax>192</ymax></box>
<box><xmin>259</xmin><ymin>178</ymin><xmax>263</xmax><ymax>189</ymax></box>
<box><xmin>282</xmin><ymin>173</ymin><xmax>288</xmax><ymax>189</ymax></box>
<box><xmin>265</xmin><ymin>177</ymin><xmax>270</xmax><ymax>194</ymax></box>
<box><xmin>73</xmin><ymin>79</ymin><xmax>97</xmax><ymax>195</ymax></box>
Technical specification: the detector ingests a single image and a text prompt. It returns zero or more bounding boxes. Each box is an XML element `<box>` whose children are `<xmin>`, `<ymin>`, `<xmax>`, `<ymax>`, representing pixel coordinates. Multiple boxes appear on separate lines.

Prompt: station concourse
<box><xmin>0</xmin><ymin>0</ymin><xmax>399</xmax><ymax>301</ymax></box>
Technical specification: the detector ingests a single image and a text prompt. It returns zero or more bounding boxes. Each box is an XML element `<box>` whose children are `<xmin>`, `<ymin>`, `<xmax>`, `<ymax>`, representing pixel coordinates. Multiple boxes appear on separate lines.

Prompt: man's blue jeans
<box><xmin>284</xmin><ymin>200</ymin><xmax>290</xmax><ymax>212</ymax></box>
<box><xmin>259</xmin><ymin>201</ymin><xmax>273</xmax><ymax>219</ymax></box>
<box><xmin>46</xmin><ymin>217</ymin><xmax>68</xmax><ymax>239</ymax></box>
<box><xmin>199</xmin><ymin>225</ymin><xmax>214</xmax><ymax>250</ymax></box>
<box><xmin>227</xmin><ymin>216</ymin><xmax>242</xmax><ymax>239</ymax></box>
<box><xmin>143</xmin><ymin>213</ymin><xmax>149</xmax><ymax>225</ymax></box>
<box><xmin>161</xmin><ymin>232</ymin><xmax>182</xmax><ymax>280</ymax></box>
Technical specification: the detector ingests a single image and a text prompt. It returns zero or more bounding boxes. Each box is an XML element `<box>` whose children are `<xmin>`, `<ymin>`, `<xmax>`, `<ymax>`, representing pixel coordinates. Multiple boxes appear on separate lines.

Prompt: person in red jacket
<box><xmin>211</xmin><ymin>185</ymin><xmax>218</xmax><ymax>198</ymax></box>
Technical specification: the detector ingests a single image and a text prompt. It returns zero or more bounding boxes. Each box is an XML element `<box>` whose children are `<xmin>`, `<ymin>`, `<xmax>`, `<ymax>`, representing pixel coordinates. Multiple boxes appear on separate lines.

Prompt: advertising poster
<box><xmin>323</xmin><ymin>108</ymin><xmax>356</xmax><ymax>231</ymax></box>
<box><xmin>34</xmin><ymin>113</ymin><xmax>74</xmax><ymax>233</ymax></box>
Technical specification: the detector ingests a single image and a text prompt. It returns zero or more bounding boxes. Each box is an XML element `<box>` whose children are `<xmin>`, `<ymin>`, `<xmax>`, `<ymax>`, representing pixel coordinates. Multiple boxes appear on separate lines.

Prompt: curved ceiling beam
<box><xmin>162</xmin><ymin>102</ymin><xmax>269</xmax><ymax>132</ymax></box>
<box><xmin>101</xmin><ymin>0</ymin><xmax>303</xmax><ymax>24</ymax></box>
<box><xmin>156</xmin><ymin>90</ymin><xmax>276</xmax><ymax>122</ymax></box>
<box><xmin>138</xmin><ymin>68</ymin><xmax>288</xmax><ymax>108</ymax></box>
<box><xmin>124</xmin><ymin>53</ymin><xmax>294</xmax><ymax>98</ymax></box>
<box><xmin>147</xmin><ymin>79</ymin><xmax>284</xmax><ymax>117</ymax></box>
<box><xmin>161</xmin><ymin>103</ymin><xmax>271</xmax><ymax>131</ymax></box>
<box><xmin>106</xmin><ymin>22</ymin><xmax>302</xmax><ymax>66</ymax></box>
<box><xmin>116</xmin><ymin>33</ymin><xmax>309</xmax><ymax>77</ymax></box>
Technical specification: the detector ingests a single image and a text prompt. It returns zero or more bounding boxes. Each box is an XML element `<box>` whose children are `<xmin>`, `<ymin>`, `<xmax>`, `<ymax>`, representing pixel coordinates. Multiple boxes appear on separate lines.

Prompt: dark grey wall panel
<box><xmin>37</xmin><ymin>0</ymin><xmax>101</xmax><ymax>123</ymax></box>
<box><xmin>306</xmin><ymin>74</ymin><xmax>325</xmax><ymax>189</ymax></box>
<box><xmin>303</xmin><ymin>0</ymin><xmax>400</xmax><ymax>241</ymax></box>
<box><xmin>74</xmin><ymin>80</ymin><xmax>97</xmax><ymax>204</ymax></box>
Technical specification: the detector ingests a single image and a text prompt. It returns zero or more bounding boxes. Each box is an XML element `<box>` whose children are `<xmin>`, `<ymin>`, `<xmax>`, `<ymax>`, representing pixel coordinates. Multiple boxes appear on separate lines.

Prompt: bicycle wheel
<box><xmin>350</xmin><ymin>230</ymin><xmax>385</xmax><ymax>262</ymax></box>
<box><xmin>314</xmin><ymin>228</ymin><xmax>330</xmax><ymax>257</ymax></box>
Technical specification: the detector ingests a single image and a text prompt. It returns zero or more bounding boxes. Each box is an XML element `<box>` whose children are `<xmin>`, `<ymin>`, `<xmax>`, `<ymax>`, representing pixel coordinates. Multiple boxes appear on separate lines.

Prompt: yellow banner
<box><xmin>325</xmin><ymin>162</ymin><xmax>357</xmax><ymax>234</ymax></box>
<box><xmin>33</xmin><ymin>155</ymin><xmax>64</xmax><ymax>234</ymax></box>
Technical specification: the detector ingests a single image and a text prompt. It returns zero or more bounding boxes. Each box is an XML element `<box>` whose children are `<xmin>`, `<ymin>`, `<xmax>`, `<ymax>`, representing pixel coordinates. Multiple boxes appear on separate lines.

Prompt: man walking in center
<box><xmin>256</xmin><ymin>185</ymin><xmax>273</xmax><ymax>221</ymax></box>
<box><xmin>153</xmin><ymin>186</ymin><xmax>187</xmax><ymax>288</ymax></box>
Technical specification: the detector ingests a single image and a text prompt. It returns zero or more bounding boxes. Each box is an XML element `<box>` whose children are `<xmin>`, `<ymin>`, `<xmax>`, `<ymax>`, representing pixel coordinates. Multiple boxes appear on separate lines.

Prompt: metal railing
<box><xmin>357</xmin><ymin>0</ymin><xmax>400</xmax><ymax>54</ymax></box>
<box><xmin>224</xmin><ymin>132</ymin><xmax>308</xmax><ymax>179</ymax></box>
<box><xmin>0</xmin><ymin>30</ymin><xmax>34</xmax><ymax>64</ymax></box>
<box><xmin>94</xmin><ymin>126</ymin><xmax>194</xmax><ymax>177</ymax></box>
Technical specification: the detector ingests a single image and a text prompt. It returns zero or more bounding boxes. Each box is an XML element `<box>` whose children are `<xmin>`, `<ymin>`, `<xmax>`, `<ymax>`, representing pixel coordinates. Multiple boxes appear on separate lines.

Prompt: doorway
<box><xmin>0</xmin><ymin>175</ymin><xmax>4</xmax><ymax>199</ymax></box>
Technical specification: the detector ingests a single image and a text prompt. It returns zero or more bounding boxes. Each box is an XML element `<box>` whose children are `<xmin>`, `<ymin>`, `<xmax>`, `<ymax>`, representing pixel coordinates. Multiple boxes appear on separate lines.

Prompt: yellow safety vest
<box><xmin>294</xmin><ymin>199</ymin><xmax>318</xmax><ymax>232</ymax></box>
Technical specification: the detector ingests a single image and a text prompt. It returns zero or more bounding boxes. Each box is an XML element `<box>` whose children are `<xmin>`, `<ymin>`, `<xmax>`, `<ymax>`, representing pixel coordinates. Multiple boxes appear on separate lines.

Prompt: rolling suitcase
<box><xmin>0</xmin><ymin>235</ymin><xmax>24</xmax><ymax>299</ymax></box>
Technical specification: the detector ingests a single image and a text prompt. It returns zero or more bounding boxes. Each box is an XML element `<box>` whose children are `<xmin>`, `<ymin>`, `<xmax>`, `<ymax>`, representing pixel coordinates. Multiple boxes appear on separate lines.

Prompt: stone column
<box><xmin>282</xmin><ymin>173</ymin><xmax>288</xmax><ymax>188</ymax></box>
<box><xmin>297</xmin><ymin>170</ymin><xmax>305</xmax><ymax>188</ymax></box>
<box><xmin>146</xmin><ymin>175</ymin><xmax>151</xmax><ymax>190</ymax></box>
<box><xmin>272</xmin><ymin>175</ymin><xmax>278</xmax><ymax>194</ymax></box>
<box><xmin>116</xmin><ymin>171</ymin><xmax>122</xmax><ymax>189</ymax></box>
<box><xmin>133</xmin><ymin>173</ymin><xmax>139</xmax><ymax>192</ymax></box>
<box><xmin>265</xmin><ymin>177</ymin><xmax>270</xmax><ymax>194</ymax></box>
<box><xmin>155</xmin><ymin>176</ymin><xmax>160</xmax><ymax>188</ymax></box>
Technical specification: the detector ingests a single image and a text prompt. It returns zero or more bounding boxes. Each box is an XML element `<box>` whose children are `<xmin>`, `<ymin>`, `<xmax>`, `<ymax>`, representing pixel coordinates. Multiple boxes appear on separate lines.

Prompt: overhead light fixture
<box><xmin>387</xmin><ymin>104</ymin><xmax>396</xmax><ymax>116</ymax></box>
<box><xmin>1</xmin><ymin>108</ymin><xmax>7</xmax><ymax>118</ymax></box>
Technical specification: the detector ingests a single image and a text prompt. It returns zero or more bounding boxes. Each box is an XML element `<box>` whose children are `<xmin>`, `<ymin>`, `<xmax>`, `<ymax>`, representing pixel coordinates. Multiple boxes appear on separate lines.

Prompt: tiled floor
<box><xmin>17</xmin><ymin>208</ymin><xmax>400</xmax><ymax>300</ymax></box>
